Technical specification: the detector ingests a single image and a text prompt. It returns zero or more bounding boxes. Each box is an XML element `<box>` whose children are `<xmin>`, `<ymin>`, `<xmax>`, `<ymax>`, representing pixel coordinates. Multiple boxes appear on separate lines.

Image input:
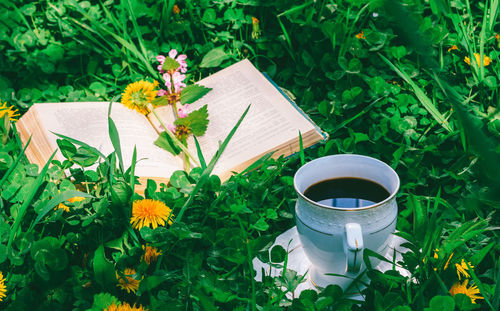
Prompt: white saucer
<box><xmin>252</xmin><ymin>226</ymin><xmax>411</xmax><ymax>299</ymax></box>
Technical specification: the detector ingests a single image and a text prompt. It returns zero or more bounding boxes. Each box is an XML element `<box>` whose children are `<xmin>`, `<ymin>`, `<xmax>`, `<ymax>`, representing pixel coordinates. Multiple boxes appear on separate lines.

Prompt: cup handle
<box><xmin>344</xmin><ymin>223</ymin><xmax>364</xmax><ymax>273</ymax></box>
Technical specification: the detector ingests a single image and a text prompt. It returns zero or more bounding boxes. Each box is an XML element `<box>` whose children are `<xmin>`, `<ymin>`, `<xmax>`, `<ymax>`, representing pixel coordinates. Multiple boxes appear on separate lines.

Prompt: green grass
<box><xmin>0</xmin><ymin>0</ymin><xmax>499</xmax><ymax>310</ymax></box>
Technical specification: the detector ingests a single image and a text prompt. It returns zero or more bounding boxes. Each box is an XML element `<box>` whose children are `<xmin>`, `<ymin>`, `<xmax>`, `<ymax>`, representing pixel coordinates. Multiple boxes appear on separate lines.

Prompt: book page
<box><xmin>31</xmin><ymin>102</ymin><xmax>183</xmax><ymax>178</ymax></box>
<box><xmin>153</xmin><ymin>59</ymin><xmax>321</xmax><ymax>177</ymax></box>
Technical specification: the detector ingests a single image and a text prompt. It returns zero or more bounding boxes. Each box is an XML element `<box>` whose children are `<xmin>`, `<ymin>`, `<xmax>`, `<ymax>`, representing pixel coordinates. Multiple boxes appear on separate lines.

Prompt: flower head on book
<box><xmin>156</xmin><ymin>49</ymin><xmax>187</xmax><ymax>74</ymax></box>
<box><xmin>121</xmin><ymin>80</ymin><xmax>159</xmax><ymax>115</ymax></box>
<box><xmin>149</xmin><ymin>50</ymin><xmax>211</xmax><ymax>163</ymax></box>
<box><xmin>119</xmin><ymin>50</ymin><xmax>211</xmax><ymax>169</ymax></box>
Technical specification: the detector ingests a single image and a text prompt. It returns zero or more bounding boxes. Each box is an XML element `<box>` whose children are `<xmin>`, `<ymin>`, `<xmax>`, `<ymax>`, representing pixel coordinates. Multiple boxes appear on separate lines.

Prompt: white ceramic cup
<box><xmin>294</xmin><ymin>154</ymin><xmax>400</xmax><ymax>288</ymax></box>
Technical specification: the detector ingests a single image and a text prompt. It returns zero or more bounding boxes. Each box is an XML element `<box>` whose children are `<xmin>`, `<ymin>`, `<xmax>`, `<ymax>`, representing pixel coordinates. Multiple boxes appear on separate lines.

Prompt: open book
<box><xmin>16</xmin><ymin>59</ymin><xmax>327</xmax><ymax>187</ymax></box>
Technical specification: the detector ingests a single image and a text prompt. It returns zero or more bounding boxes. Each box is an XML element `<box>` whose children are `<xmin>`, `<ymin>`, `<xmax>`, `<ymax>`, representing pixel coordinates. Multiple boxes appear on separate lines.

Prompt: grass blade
<box><xmin>28</xmin><ymin>190</ymin><xmax>93</xmax><ymax>232</ymax></box>
<box><xmin>466</xmin><ymin>261</ymin><xmax>495</xmax><ymax>310</ymax></box>
<box><xmin>125</xmin><ymin>0</ymin><xmax>152</xmax><ymax>72</ymax></box>
<box><xmin>52</xmin><ymin>132</ymin><xmax>110</xmax><ymax>166</ymax></box>
<box><xmin>129</xmin><ymin>146</ymin><xmax>137</xmax><ymax>192</ymax></box>
<box><xmin>108</xmin><ymin>103</ymin><xmax>124</xmax><ymax>173</ymax></box>
<box><xmin>298</xmin><ymin>131</ymin><xmax>305</xmax><ymax>166</ymax></box>
<box><xmin>240</xmin><ymin>152</ymin><xmax>274</xmax><ymax>175</ymax></box>
<box><xmin>7</xmin><ymin>151</ymin><xmax>57</xmax><ymax>251</ymax></box>
<box><xmin>175</xmin><ymin>105</ymin><xmax>251</xmax><ymax>222</ymax></box>
<box><xmin>193</xmin><ymin>136</ymin><xmax>207</xmax><ymax>170</ymax></box>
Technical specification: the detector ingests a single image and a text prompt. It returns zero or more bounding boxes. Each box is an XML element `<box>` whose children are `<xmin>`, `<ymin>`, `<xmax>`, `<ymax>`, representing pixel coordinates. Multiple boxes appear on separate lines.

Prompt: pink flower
<box><xmin>157</xmin><ymin>89</ymin><xmax>167</xmax><ymax>97</ymax></box>
<box><xmin>168</xmin><ymin>49</ymin><xmax>188</xmax><ymax>73</ymax></box>
<box><xmin>177</xmin><ymin>104</ymin><xmax>190</xmax><ymax>118</ymax></box>
<box><xmin>156</xmin><ymin>55</ymin><xmax>166</xmax><ymax>73</ymax></box>
<box><xmin>156</xmin><ymin>50</ymin><xmax>188</xmax><ymax>74</ymax></box>
<box><xmin>167</xmin><ymin>124</ymin><xmax>176</xmax><ymax>133</ymax></box>
<box><xmin>163</xmin><ymin>72</ymin><xmax>186</xmax><ymax>93</ymax></box>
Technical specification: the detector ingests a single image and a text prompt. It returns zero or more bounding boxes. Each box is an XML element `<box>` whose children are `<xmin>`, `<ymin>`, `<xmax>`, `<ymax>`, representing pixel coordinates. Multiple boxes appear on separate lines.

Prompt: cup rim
<box><xmin>293</xmin><ymin>154</ymin><xmax>400</xmax><ymax>211</ymax></box>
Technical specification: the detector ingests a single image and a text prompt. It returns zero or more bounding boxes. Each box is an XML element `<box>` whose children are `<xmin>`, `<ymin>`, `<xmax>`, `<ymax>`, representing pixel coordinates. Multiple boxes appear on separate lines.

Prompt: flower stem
<box><xmin>147</xmin><ymin>103</ymin><xmax>200</xmax><ymax>167</ymax></box>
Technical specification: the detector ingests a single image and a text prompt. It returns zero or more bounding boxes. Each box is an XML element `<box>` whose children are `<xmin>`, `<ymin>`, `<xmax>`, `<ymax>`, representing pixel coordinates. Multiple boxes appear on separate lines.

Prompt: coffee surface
<box><xmin>303</xmin><ymin>177</ymin><xmax>390</xmax><ymax>208</ymax></box>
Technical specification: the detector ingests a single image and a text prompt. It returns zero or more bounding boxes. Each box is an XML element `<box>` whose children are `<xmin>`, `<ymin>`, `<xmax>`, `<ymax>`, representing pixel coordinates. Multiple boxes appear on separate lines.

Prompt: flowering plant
<box><xmin>120</xmin><ymin>49</ymin><xmax>211</xmax><ymax>168</ymax></box>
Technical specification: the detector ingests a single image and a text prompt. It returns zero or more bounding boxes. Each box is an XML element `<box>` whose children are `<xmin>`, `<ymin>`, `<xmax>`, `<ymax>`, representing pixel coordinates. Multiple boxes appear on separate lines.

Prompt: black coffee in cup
<box><xmin>303</xmin><ymin>177</ymin><xmax>390</xmax><ymax>208</ymax></box>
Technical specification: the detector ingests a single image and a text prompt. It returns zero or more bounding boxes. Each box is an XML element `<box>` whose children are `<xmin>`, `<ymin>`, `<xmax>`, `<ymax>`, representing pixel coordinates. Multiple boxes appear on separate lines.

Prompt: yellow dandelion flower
<box><xmin>464</xmin><ymin>53</ymin><xmax>492</xmax><ymax>67</ymax></box>
<box><xmin>252</xmin><ymin>17</ymin><xmax>259</xmax><ymax>24</ymax></box>
<box><xmin>116</xmin><ymin>268</ymin><xmax>141</xmax><ymax>294</ymax></box>
<box><xmin>105</xmin><ymin>302</ymin><xmax>149</xmax><ymax>311</ymax></box>
<box><xmin>456</xmin><ymin>259</ymin><xmax>473</xmax><ymax>280</ymax></box>
<box><xmin>0</xmin><ymin>101</ymin><xmax>20</xmax><ymax>121</ymax></box>
<box><xmin>121</xmin><ymin>80</ymin><xmax>159</xmax><ymax>115</ymax></box>
<box><xmin>56</xmin><ymin>196</ymin><xmax>86</xmax><ymax>212</ymax></box>
<box><xmin>0</xmin><ymin>271</ymin><xmax>6</xmax><ymax>302</ymax></box>
<box><xmin>68</xmin><ymin>196</ymin><xmax>85</xmax><ymax>203</ymax></box>
<box><xmin>143</xmin><ymin>245</ymin><xmax>162</xmax><ymax>265</ymax></box>
<box><xmin>130</xmin><ymin>199</ymin><xmax>174</xmax><ymax>230</ymax></box>
<box><xmin>355</xmin><ymin>31</ymin><xmax>366</xmax><ymax>40</ymax></box>
<box><xmin>57</xmin><ymin>203</ymin><xmax>70</xmax><ymax>212</ymax></box>
<box><xmin>447</xmin><ymin>45</ymin><xmax>459</xmax><ymax>52</ymax></box>
<box><xmin>449</xmin><ymin>279</ymin><xmax>483</xmax><ymax>304</ymax></box>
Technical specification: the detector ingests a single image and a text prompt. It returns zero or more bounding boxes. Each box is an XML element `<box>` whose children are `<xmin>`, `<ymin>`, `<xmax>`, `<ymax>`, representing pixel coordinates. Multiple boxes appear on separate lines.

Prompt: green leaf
<box><xmin>73</xmin><ymin>146</ymin><xmax>100</xmax><ymax>167</ymax></box>
<box><xmin>454</xmin><ymin>294</ymin><xmax>481</xmax><ymax>310</ymax></box>
<box><xmin>202</xmin><ymin>8</ymin><xmax>217</xmax><ymax>23</ymax></box>
<box><xmin>347</xmin><ymin>58</ymin><xmax>362</xmax><ymax>73</ymax></box>
<box><xmin>424</xmin><ymin>295</ymin><xmax>455</xmax><ymax>311</ymax></box>
<box><xmin>470</xmin><ymin>242</ymin><xmax>495</xmax><ymax>266</ymax></box>
<box><xmin>0</xmin><ymin>244</ymin><xmax>7</xmax><ymax>264</ymax></box>
<box><xmin>151</xmin><ymin>96</ymin><xmax>169</xmax><ymax>107</ymax></box>
<box><xmin>251</xmin><ymin>217</ymin><xmax>269</xmax><ymax>231</ymax></box>
<box><xmin>200</xmin><ymin>46</ymin><xmax>230</xmax><ymax>68</ymax></box>
<box><xmin>89</xmin><ymin>82</ymin><xmax>107</xmax><ymax>97</ymax></box>
<box><xmin>154</xmin><ymin>131</ymin><xmax>182</xmax><ymax>155</ymax></box>
<box><xmin>139</xmin><ymin>275</ymin><xmax>169</xmax><ymax>293</ymax></box>
<box><xmin>484</xmin><ymin>76</ymin><xmax>497</xmax><ymax>89</ymax></box>
<box><xmin>93</xmin><ymin>245</ymin><xmax>116</xmax><ymax>288</ymax></box>
<box><xmin>30</xmin><ymin>236</ymin><xmax>68</xmax><ymax>278</ymax></box>
<box><xmin>180</xmin><ymin>84</ymin><xmax>212</xmax><ymax>105</ymax></box>
<box><xmin>89</xmin><ymin>293</ymin><xmax>119</xmax><ymax>311</ymax></box>
<box><xmin>29</xmin><ymin>190</ymin><xmax>93</xmax><ymax>231</ymax></box>
<box><xmin>170</xmin><ymin>171</ymin><xmax>191</xmax><ymax>189</ymax></box>
<box><xmin>175</xmin><ymin>105</ymin><xmax>209</xmax><ymax>136</ymax></box>
<box><xmin>53</xmin><ymin>132</ymin><xmax>109</xmax><ymax>165</ymax></box>
<box><xmin>161</xmin><ymin>57</ymin><xmax>180</xmax><ymax>71</ymax></box>
<box><xmin>342</xmin><ymin>87</ymin><xmax>364</xmax><ymax>104</ymax></box>
<box><xmin>0</xmin><ymin>152</ymin><xmax>13</xmax><ymax>170</ymax></box>
<box><xmin>270</xmin><ymin>245</ymin><xmax>286</xmax><ymax>263</ymax></box>
<box><xmin>57</xmin><ymin>139</ymin><xmax>77</xmax><ymax>160</ymax></box>
<box><xmin>110</xmin><ymin>181</ymin><xmax>132</xmax><ymax>208</ymax></box>
<box><xmin>380</xmin><ymin>54</ymin><xmax>453</xmax><ymax>132</ymax></box>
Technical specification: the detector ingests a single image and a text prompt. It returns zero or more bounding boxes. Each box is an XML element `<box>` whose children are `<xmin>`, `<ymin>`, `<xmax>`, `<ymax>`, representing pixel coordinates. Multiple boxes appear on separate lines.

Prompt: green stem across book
<box><xmin>16</xmin><ymin>59</ymin><xmax>327</xmax><ymax>187</ymax></box>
